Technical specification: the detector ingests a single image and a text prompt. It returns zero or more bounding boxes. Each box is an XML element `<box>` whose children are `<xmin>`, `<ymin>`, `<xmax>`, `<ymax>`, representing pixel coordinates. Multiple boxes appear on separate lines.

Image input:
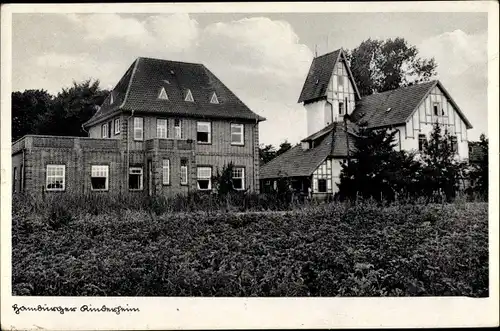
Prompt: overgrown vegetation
<box><xmin>12</xmin><ymin>194</ymin><xmax>488</xmax><ymax>297</ymax></box>
<box><xmin>338</xmin><ymin>122</ymin><xmax>483</xmax><ymax>202</ymax></box>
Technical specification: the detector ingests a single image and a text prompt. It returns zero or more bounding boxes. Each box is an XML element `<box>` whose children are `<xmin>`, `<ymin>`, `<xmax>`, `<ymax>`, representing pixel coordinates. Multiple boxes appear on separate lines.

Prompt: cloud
<box><xmin>419</xmin><ymin>29</ymin><xmax>487</xmax><ymax>78</ymax></box>
<box><xmin>14</xmin><ymin>14</ymin><xmax>314</xmax><ymax>145</ymax></box>
<box><xmin>418</xmin><ymin>29</ymin><xmax>488</xmax><ymax>138</ymax></box>
<box><xmin>67</xmin><ymin>13</ymin><xmax>199</xmax><ymax>53</ymax></box>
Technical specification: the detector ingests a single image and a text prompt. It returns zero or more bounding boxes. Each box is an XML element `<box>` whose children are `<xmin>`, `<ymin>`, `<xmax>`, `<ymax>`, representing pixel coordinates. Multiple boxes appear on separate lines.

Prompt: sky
<box><xmin>11</xmin><ymin>11</ymin><xmax>489</xmax><ymax>146</ymax></box>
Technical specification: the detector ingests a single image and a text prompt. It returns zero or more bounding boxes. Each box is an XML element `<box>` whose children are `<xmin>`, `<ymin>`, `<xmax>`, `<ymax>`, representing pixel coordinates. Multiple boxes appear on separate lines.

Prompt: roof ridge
<box><xmin>137</xmin><ymin>56</ymin><xmax>203</xmax><ymax>67</ymax></box>
<box><xmin>314</xmin><ymin>48</ymin><xmax>342</xmax><ymax>59</ymax></box>
<box><xmin>119</xmin><ymin>57</ymin><xmax>140</xmax><ymax>110</ymax></box>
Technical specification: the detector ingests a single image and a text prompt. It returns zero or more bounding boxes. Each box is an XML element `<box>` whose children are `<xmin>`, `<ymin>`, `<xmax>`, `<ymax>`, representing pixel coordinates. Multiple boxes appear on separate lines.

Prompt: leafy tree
<box><xmin>419</xmin><ymin>123</ymin><xmax>467</xmax><ymax>201</ymax></box>
<box><xmin>277</xmin><ymin>140</ymin><xmax>292</xmax><ymax>156</ymax></box>
<box><xmin>259</xmin><ymin>140</ymin><xmax>293</xmax><ymax>165</ymax></box>
<box><xmin>11</xmin><ymin>89</ymin><xmax>53</xmax><ymax>141</ymax></box>
<box><xmin>468</xmin><ymin>134</ymin><xmax>488</xmax><ymax>199</ymax></box>
<box><xmin>34</xmin><ymin>79</ymin><xmax>109</xmax><ymax>136</ymax></box>
<box><xmin>259</xmin><ymin>144</ymin><xmax>276</xmax><ymax>165</ymax></box>
<box><xmin>212</xmin><ymin>162</ymin><xmax>238</xmax><ymax>196</ymax></box>
<box><xmin>347</xmin><ymin>37</ymin><xmax>437</xmax><ymax>96</ymax></box>
<box><xmin>338</xmin><ymin>124</ymin><xmax>421</xmax><ymax>201</ymax></box>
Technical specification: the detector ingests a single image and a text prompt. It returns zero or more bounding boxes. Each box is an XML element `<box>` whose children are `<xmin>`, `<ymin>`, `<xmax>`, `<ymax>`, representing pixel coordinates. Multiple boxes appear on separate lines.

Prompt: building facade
<box><xmin>12</xmin><ymin>57</ymin><xmax>265</xmax><ymax>197</ymax></box>
<box><xmin>260</xmin><ymin>48</ymin><xmax>473</xmax><ymax>197</ymax></box>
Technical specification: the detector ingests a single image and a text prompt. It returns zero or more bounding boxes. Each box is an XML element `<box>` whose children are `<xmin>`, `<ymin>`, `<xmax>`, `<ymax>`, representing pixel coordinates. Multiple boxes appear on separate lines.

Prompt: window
<box><xmin>174</xmin><ymin>119</ymin><xmax>182</xmax><ymax>139</ymax></box>
<box><xmin>451</xmin><ymin>136</ymin><xmax>458</xmax><ymax>153</ymax></box>
<box><xmin>337</xmin><ymin>75</ymin><xmax>343</xmax><ymax>88</ymax></box>
<box><xmin>180</xmin><ymin>159</ymin><xmax>188</xmax><ymax>185</ymax></box>
<box><xmin>102</xmin><ymin>123</ymin><xmax>108</xmax><ymax>138</ymax></box>
<box><xmin>13</xmin><ymin>167</ymin><xmax>17</xmax><ymax>193</ymax></box>
<box><xmin>162</xmin><ymin>159</ymin><xmax>170</xmax><ymax>185</ymax></box>
<box><xmin>338</xmin><ymin>101</ymin><xmax>345</xmax><ymax>115</ymax></box>
<box><xmin>197</xmin><ymin>166</ymin><xmax>212</xmax><ymax>190</ymax></box>
<box><xmin>114</xmin><ymin>118</ymin><xmax>120</xmax><ymax>134</ymax></box>
<box><xmin>129</xmin><ymin>167</ymin><xmax>143</xmax><ymax>190</ymax></box>
<box><xmin>433</xmin><ymin>102</ymin><xmax>440</xmax><ymax>116</ymax></box>
<box><xmin>210</xmin><ymin>92</ymin><xmax>219</xmax><ymax>104</ymax></box>
<box><xmin>157</xmin><ymin>118</ymin><xmax>168</xmax><ymax>138</ymax></box>
<box><xmin>109</xmin><ymin>93</ymin><xmax>114</xmax><ymax>105</ymax></box>
<box><xmin>46</xmin><ymin>165</ymin><xmax>65</xmax><ymax>191</ymax></box>
<box><xmin>91</xmin><ymin>165</ymin><xmax>109</xmax><ymax>191</ymax></box>
<box><xmin>318</xmin><ymin>179</ymin><xmax>327</xmax><ymax>193</ymax></box>
<box><xmin>232</xmin><ymin>167</ymin><xmax>245</xmax><ymax>190</ymax></box>
<box><xmin>197</xmin><ymin>121</ymin><xmax>211</xmax><ymax>143</ymax></box>
<box><xmin>418</xmin><ymin>134</ymin><xmax>426</xmax><ymax>151</ymax></box>
<box><xmin>185</xmin><ymin>89</ymin><xmax>194</xmax><ymax>102</ymax></box>
<box><xmin>158</xmin><ymin>87</ymin><xmax>168</xmax><ymax>100</ymax></box>
<box><xmin>134</xmin><ymin>117</ymin><xmax>144</xmax><ymax>141</ymax></box>
<box><xmin>231</xmin><ymin>124</ymin><xmax>244</xmax><ymax>145</ymax></box>
<box><xmin>108</xmin><ymin>121</ymin><xmax>112</xmax><ymax>138</ymax></box>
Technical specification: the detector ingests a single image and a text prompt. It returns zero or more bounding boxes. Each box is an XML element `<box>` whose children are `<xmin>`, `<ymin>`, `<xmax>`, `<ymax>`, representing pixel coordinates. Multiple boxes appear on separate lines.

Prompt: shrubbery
<box><xmin>12</xmin><ymin>195</ymin><xmax>488</xmax><ymax>297</ymax></box>
<box><xmin>338</xmin><ymin>123</ymin><xmax>483</xmax><ymax>202</ymax></box>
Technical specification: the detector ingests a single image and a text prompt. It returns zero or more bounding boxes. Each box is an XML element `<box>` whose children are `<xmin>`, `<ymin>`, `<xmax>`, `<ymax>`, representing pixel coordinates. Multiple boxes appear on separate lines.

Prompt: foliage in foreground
<box><xmin>12</xmin><ymin>197</ymin><xmax>488</xmax><ymax>297</ymax></box>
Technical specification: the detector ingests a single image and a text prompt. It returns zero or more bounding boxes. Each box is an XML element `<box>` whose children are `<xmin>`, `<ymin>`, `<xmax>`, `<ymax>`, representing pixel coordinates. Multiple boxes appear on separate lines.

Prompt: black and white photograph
<box><xmin>1</xmin><ymin>2</ymin><xmax>498</xmax><ymax>329</ymax></box>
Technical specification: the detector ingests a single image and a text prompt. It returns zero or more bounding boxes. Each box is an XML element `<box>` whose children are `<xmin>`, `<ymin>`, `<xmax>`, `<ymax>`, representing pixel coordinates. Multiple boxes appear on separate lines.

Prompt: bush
<box><xmin>11</xmin><ymin>199</ymin><xmax>488</xmax><ymax>297</ymax></box>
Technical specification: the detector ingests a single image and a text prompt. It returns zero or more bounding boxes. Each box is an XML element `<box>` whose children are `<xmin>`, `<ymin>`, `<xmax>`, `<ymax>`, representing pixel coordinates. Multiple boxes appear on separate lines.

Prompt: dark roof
<box><xmin>84</xmin><ymin>57</ymin><xmax>265</xmax><ymax>127</ymax></box>
<box><xmin>297</xmin><ymin>49</ymin><xmax>360</xmax><ymax>103</ymax></box>
<box><xmin>260</xmin><ymin>122</ymin><xmax>355</xmax><ymax>179</ymax></box>
<box><xmin>350</xmin><ymin>80</ymin><xmax>473</xmax><ymax>129</ymax></box>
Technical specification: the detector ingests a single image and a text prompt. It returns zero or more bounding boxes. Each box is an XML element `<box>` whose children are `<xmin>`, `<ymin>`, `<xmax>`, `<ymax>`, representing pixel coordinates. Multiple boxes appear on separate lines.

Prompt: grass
<box><xmin>11</xmin><ymin>194</ymin><xmax>489</xmax><ymax>297</ymax></box>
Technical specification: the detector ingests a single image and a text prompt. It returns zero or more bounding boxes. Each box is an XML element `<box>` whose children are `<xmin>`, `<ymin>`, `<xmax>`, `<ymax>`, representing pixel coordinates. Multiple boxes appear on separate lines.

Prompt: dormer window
<box><xmin>210</xmin><ymin>92</ymin><xmax>219</xmax><ymax>104</ymax></box>
<box><xmin>158</xmin><ymin>87</ymin><xmax>168</xmax><ymax>100</ymax></box>
<box><xmin>109</xmin><ymin>93</ymin><xmax>114</xmax><ymax>105</ymax></box>
<box><xmin>185</xmin><ymin>89</ymin><xmax>194</xmax><ymax>102</ymax></box>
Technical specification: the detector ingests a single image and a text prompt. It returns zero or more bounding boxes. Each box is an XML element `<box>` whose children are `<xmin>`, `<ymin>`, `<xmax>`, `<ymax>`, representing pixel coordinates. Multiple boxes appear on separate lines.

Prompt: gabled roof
<box><xmin>260</xmin><ymin>122</ymin><xmax>355</xmax><ymax>179</ymax></box>
<box><xmin>84</xmin><ymin>57</ymin><xmax>265</xmax><ymax>127</ymax></box>
<box><xmin>350</xmin><ymin>80</ymin><xmax>473</xmax><ymax>130</ymax></box>
<box><xmin>298</xmin><ymin>49</ymin><xmax>361</xmax><ymax>103</ymax></box>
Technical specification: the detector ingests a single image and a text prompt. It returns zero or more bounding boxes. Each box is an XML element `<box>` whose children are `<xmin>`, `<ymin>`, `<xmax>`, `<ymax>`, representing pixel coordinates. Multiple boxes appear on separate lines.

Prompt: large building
<box><xmin>260</xmin><ymin>49</ymin><xmax>473</xmax><ymax>198</ymax></box>
<box><xmin>12</xmin><ymin>57</ymin><xmax>265</xmax><ymax>197</ymax></box>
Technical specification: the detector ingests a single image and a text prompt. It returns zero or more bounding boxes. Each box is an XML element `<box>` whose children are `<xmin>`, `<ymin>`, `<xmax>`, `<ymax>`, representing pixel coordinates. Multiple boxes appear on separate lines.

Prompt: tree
<box><xmin>419</xmin><ymin>123</ymin><xmax>467</xmax><ymax>201</ymax></box>
<box><xmin>34</xmin><ymin>79</ymin><xmax>109</xmax><ymax>136</ymax></box>
<box><xmin>11</xmin><ymin>89</ymin><xmax>53</xmax><ymax>141</ymax></box>
<box><xmin>259</xmin><ymin>144</ymin><xmax>276</xmax><ymax>165</ymax></box>
<box><xmin>468</xmin><ymin>134</ymin><xmax>488</xmax><ymax>199</ymax></box>
<box><xmin>276</xmin><ymin>140</ymin><xmax>292</xmax><ymax>156</ymax></box>
<box><xmin>259</xmin><ymin>140</ymin><xmax>292</xmax><ymax>165</ymax></box>
<box><xmin>346</xmin><ymin>38</ymin><xmax>437</xmax><ymax>96</ymax></box>
<box><xmin>337</xmin><ymin>124</ymin><xmax>411</xmax><ymax>201</ymax></box>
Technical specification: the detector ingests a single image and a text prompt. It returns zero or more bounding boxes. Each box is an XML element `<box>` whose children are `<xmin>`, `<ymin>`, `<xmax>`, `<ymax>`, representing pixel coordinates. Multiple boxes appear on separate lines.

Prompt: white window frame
<box><xmin>197</xmin><ymin>121</ymin><xmax>211</xmax><ymax>144</ymax></box>
<box><xmin>91</xmin><ymin>165</ymin><xmax>109</xmax><ymax>191</ymax></box>
<box><xmin>46</xmin><ymin>165</ymin><xmax>65</xmax><ymax>191</ymax></box>
<box><xmin>157</xmin><ymin>118</ymin><xmax>168</xmax><ymax>139</ymax></box>
<box><xmin>174</xmin><ymin>119</ymin><xmax>182</xmax><ymax>139</ymax></box>
<box><xmin>129</xmin><ymin>167</ymin><xmax>143</xmax><ymax>191</ymax></box>
<box><xmin>197</xmin><ymin>166</ymin><xmax>212</xmax><ymax>190</ymax></box>
<box><xmin>231</xmin><ymin>124</ymin><xmax>244</xmax><ymax>145</ymax></box>
<box><xmin>232</xmin><ymin>167</ymin><xmax>245</xmax><ymax>191</ymax></box>
<box><xmin>133</xmin><ymin>117</ymin><xmax>144</xmax><ymax>141</ymax></box>
<box><xmin>102</xmin><ymin>123</ymin><xmax>108</xmax><ymax>138</ymax></box>
<box><xmin>180</xmin><ymin>159</ymin><xmax>188</xmax><ymax>185</ymax></box>
<box><xmin>162</xmin><ymin>159</ymin><xmax>170</xmax><ymax>185</ymax></box>
<box><xmin>185</xmin><ymin>89</ymin><xmax>194</xmax><ymax>102</ymax></box>
<box><xmin>114</xmin><ymin>118</ymin><xmax>120</xmax><ymax>134</ymax></box>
